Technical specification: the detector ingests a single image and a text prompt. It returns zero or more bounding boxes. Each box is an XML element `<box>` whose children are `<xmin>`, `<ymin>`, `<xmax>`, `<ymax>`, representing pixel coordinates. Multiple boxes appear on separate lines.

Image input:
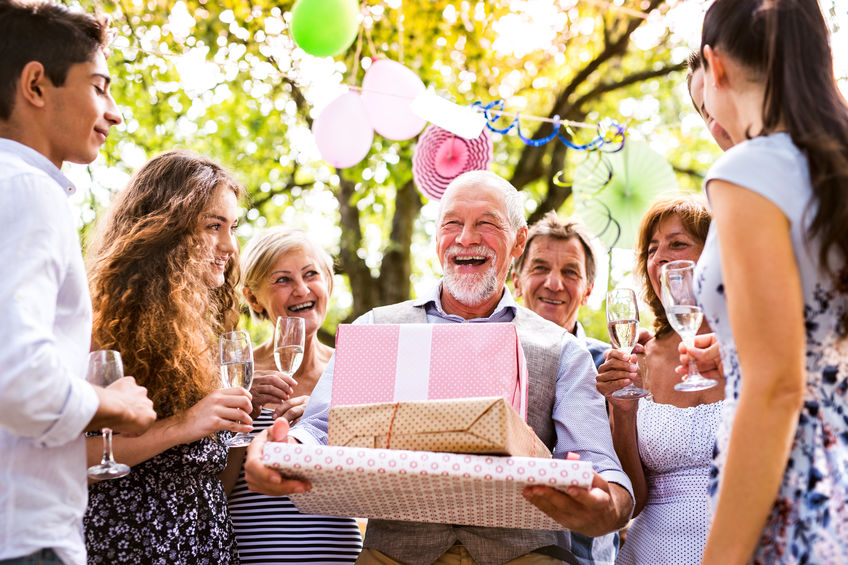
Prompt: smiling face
<box><xmin>689</xmin><ymin>66</ymin><xmax>734</xmax><ymax>152</ymax></box>
<box><xmin>436</xmin><ymin>182</ymin><xmax>526</xmax><ymax>312</ymax></box>
<box><xmin>646</xmin><ymin>214</ymin><xmax>705</xmax><ymax>299</ymax></box>
<box><xmin>197</xmin><ymin>184</ymin><xmax>239</xmax><ymax>288</ymax></box>
<box><xmin>42</xmin><ymin>50</ymin><xmax>122</xmax><ymax>167</ymax></box>
<box><xmin>512</xmin><ymin>235</ymin><xmax>593</xmax><ymax>332</ymax></box>
<box><xmin>244</xmin><ymin>246</ymin><xmax>331</xmax><ymax>338</ymax></box>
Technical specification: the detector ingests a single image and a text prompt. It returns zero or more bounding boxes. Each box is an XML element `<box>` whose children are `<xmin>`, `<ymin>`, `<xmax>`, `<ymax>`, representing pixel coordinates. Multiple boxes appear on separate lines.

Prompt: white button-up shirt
<box><xmin>0</xmin><ymin>139</ymin><xmax>99</xmax><ymax>564</ymax></box>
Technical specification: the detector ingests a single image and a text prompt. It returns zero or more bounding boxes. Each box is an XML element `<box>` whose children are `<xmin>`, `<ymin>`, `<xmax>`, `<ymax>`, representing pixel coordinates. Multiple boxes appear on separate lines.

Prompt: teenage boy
<box><xmin>0</xmin><ymin>2</ymin><xmax>156</xmax><ymax>563</ymax></box>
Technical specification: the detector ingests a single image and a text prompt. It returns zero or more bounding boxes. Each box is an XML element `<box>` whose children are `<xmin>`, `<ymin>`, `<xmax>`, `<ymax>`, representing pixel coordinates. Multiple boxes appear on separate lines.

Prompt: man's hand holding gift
<box><xmin>245</xmin><ymin>419</ymin><xmax>312</xmax><ymax>497</ymax></box>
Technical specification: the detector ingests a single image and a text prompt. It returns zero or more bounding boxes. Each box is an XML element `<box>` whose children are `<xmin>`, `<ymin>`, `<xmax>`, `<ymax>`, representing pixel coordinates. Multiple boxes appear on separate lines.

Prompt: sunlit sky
<box><xmin>66</xmin><ymin>0</ymin><xmax>848</xmax><ymax>309</ymax></box>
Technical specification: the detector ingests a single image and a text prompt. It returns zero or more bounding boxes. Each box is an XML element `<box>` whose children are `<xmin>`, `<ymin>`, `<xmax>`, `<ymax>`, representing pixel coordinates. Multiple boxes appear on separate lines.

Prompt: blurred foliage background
<box><xmin>66</xmin><ymin>0</ymin><xmax>845</xmax><ymax>345</ymax></box>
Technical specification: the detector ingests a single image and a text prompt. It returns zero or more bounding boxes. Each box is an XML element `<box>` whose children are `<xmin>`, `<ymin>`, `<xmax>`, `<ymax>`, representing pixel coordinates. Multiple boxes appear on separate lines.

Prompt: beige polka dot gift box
<box><xmin>327</xmin><ymin>397</ymin><xmax>551</xmax><ymax>458</ymax></box>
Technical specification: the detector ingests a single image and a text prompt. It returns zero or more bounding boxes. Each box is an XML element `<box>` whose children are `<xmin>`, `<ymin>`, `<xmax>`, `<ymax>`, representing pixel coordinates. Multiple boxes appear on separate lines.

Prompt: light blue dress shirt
<box><xmin>0</xmin><ymin>139</ymin><xmax>99</xmax><ymax>565</ymax></box>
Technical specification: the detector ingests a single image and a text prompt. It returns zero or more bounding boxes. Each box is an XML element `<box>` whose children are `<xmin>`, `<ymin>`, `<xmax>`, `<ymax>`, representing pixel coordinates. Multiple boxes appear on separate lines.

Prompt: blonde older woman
<box><xmin>225</xmin><ymin>226</ymin><xmax>362</xmax><ymax>563</ymax></box>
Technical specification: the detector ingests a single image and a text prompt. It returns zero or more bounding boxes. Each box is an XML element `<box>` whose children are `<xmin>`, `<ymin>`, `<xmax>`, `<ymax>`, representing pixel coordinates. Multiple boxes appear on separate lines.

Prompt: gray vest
<box><xmin>365</xmin><ymin>300</ymin><xmax>567</xmax><ymax>565</ymax></box>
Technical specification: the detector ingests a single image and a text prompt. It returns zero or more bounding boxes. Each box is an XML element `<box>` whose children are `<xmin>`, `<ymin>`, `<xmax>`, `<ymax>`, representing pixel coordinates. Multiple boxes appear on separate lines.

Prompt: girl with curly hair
<box><xmin>82</xmin><ymin>150</ymin><xmax>253</xmax><ymax>564</ymax></box>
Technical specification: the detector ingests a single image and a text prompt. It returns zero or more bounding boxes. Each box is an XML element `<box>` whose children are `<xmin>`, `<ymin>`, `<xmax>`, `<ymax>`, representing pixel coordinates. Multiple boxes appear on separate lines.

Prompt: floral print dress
<box><xmin>84</xmin><ymin>432</ymin><xmax>239</xmax><ymax>564</ymax></box>
<box><xmin>696</xmin><ymin>133</ymin><xmax>848</xmax><ymax>563</ymax></box>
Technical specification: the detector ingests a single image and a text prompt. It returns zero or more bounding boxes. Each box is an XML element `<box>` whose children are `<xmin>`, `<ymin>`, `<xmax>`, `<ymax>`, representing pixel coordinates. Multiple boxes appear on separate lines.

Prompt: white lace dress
<box><xmin>616</xmin><ymin>397</ymin><xmax>723</xmax><ymax>565</ymax></box>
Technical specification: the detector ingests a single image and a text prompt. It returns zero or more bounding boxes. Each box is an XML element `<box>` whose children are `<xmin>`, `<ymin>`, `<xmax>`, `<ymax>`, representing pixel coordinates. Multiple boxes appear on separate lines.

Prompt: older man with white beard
<box><xmin>244</xmin><ymin>170</ymin><xmax>633</xmax><ymax>565</ymax></box>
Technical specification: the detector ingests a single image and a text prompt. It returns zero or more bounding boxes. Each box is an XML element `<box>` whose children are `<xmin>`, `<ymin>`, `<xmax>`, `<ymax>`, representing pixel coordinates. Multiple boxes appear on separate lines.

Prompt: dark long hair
<box><xmin>87</xmin><ymin>150</ymin><xmax>243</xmax><ymax>417</ymax></box>
<box><xmin>702</xmin><ymin>0</ymin><xmax>848</xmax><ymax>333</ymax></box>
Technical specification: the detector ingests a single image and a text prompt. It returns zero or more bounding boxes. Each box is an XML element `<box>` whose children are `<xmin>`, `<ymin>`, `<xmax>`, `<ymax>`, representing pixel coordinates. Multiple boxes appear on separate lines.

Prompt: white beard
<box><xmin>442</xmin><ymin>245</ymin><xmax>499</xmax><ymax>306</ymax></box>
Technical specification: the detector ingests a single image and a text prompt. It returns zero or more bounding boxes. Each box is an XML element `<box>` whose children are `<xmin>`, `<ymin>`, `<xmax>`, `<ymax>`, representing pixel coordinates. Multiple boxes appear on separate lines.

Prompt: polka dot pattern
<box><xmin>262</xmin><ymin>443</ymin><xmax>592</xmax><ymax>530</ymax></box>
<box><xmin>429</xmin><ymin>325</ymin><xmax>521</xmax><ymax>408</ymax></box>
<box><xmin>331</xmin><ymin>324</ymin><xmax>526</xmax><ymax>415</ymax></box>
<box><xmin>326</xmin><ymin>397</ymin><xmax>551</xmax><ymax>458</ymax></box>
<box><xmin>332</xmin><ymin>325</ymin><xmax>399</xmax><ymax>405</ymax></box>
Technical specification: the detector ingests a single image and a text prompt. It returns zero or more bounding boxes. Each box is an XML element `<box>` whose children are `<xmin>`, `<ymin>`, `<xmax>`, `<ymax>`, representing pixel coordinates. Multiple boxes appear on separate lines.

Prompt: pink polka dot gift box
<box><xmin>262</xmin><ymin>442</ymin><xmax>593</xmax><ymax>530</ymax></box>
<box><xmin>331</xmin><ymin>323</ymin><xmax>528</xmax><ymax>419</ymax></box>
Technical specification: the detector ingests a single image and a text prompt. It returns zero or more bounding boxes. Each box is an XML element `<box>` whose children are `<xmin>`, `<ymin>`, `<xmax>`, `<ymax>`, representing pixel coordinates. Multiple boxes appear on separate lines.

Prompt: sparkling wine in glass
<box><xmin>220</xmin><ymin>330</ymin><xmax>254</xmax><ymax>447</ymax></box>
<box><xmin>607</xmin><ymin>288</ymin><xmax>650</xmax><ymax>399</ymax></box>
<box><xmin>86</xmin><ymin>350</ymin><xmax>131</xmax><ymax>480</ymax></box>
<box><xmin>660</xmin><ymin>260</ymin><xmax>718</xmax><ymax>392</ymax></box>
<box><xmin>274</xmin><ymin>316</ymin><xmax>305</xmax><ymax>378</ymax></box>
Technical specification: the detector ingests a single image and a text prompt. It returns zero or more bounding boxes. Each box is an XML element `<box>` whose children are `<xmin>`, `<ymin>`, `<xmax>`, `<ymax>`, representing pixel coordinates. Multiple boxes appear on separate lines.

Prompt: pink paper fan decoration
<box><xmin>412</xmin><ymin>125</ymin><xmax>493</xmax><ymax>201</ymax></box>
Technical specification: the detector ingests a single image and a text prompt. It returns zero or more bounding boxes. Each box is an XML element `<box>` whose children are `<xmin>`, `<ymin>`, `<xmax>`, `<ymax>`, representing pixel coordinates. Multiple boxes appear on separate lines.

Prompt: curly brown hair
<box><xmin>87</xmin><ymin>150</ymin><xmax>244</xmax><ymax>417</ymax></box>
<box><xmin>635</xmin><ymin>196</ymin><xmax>712</xmax><ymax>337</ymax></box>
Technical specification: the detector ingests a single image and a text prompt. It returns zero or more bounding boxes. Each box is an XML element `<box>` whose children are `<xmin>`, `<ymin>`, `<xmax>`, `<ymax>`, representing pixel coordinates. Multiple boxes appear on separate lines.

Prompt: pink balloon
<box><xmin>361</xmin><ymin>59</ymin><xmax>427</xmax><ymax>141</ymax></box>
<box><xmin>312</xmin><ymin>92</ymin><xmax>374</xmax><ymax>169</ymax></box>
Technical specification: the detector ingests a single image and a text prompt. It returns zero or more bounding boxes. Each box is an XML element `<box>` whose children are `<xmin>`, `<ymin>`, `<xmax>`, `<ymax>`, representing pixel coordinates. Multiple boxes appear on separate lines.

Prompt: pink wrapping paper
<box><xmin>262</xmin><ymin>442</ymin><xmax>593</xmax><ymax>530</ymax></box>
<box><xmin>331</xmin><ymin>323</ymin><xmax>528</xmax><ymax>419</ymax></box>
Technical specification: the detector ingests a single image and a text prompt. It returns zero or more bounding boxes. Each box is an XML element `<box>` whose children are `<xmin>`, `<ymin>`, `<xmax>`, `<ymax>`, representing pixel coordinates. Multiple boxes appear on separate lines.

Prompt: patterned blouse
<box><xmin>84</xmin><ymin>432</ymin><xmax>239</xmax><ymax>564</ymax></box>
<box><xmin>696</xmin><ymin>133</ymin><xmax>848</xmax><ymax>563</ymax></box>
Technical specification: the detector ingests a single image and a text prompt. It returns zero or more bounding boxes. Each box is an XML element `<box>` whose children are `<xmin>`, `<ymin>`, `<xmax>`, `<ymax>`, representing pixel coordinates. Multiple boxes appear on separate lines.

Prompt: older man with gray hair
<box><xmin>512</xmin><ymin>213</ymin><xmax>609</xmax><ymax>369</ymax></box>
<box><xmin>245</xmin><ymin>170</ymin><xmax>633</xmax><ymax>565</ymax></box>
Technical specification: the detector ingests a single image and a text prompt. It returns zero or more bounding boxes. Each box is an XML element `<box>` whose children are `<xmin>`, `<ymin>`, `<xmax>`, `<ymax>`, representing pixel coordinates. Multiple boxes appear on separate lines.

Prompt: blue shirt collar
<box><xmin>411</xmin><ymin>281</ymin><xmax>518</xmax><ymax>321</ymax></box>
<box><xmin>0</xmin><ymin>138</ymin><xmax>77</xmax><ymax>196</ymax></box>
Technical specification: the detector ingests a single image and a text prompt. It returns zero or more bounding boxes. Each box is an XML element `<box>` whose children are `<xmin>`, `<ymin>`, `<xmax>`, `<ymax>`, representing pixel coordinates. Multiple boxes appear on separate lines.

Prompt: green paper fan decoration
<box><xmin>572</xmin><ymin>140</ymin><xmax>679</xmax><ymax>249</ymax></box>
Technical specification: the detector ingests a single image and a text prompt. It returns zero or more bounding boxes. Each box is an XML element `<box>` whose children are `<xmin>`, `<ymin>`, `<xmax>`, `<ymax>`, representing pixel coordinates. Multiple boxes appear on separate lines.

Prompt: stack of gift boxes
<box><xmin>262</xmin><ymin>323</ymin><xmax>593</xmax><ymax>530</ymax></box>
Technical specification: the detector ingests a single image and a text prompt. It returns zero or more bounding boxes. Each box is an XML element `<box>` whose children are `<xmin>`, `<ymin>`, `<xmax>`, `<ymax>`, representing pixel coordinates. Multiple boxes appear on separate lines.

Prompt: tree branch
<box><xmin>509</xmin><ymin>0</ymin><xmax>666</xmax><ymax>189</ymax></box>
<box><xmin>335</xmin><ymin>172</ymin><xmax>376</xmax><ymax>320</ymax></box>
<box><xmin>567</xmin><ymin>61</ymin><xmax>686</xmax><ymax>115</ymax></box>
<box><xmin>266</xmin><ymin>56</ymin><xmax>313</xmax><ymax>129</ymax></box>
<box><xmin>672</xmin><ymin>164</ymin><xmax>705</xmax><ymax>180</ymax></box>
<box><xmin>379</xmin><ymin>178</ymin><xmax>423</xmax><ymax>305</ymax></box>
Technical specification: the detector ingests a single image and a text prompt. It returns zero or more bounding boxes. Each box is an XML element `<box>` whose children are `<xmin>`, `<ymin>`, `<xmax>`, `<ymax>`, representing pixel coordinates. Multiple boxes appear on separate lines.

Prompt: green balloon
<box><xmin>291</xmin><ymin>0</ymin><xmax>360</xmax><ymax>57</ymax></box>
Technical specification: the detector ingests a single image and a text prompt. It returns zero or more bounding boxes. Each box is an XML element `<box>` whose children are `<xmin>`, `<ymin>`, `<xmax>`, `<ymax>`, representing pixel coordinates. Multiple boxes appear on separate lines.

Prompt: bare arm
<box><xmin>595</xmin><ymin>349</ymin><xmax>648</xmax><ymax>516</ymax></box>
<box><xmin>220</xmin><ymin>447</ymin><xmax>246</xmax><ymax>497</ymax></box>
<box><xmin>86</xmin><ymin>387</ymin><xmax>253</xmax><ymax>470</ymax></box>
<box><xmin>701</xmin><ymin>181</ymin><xmax>805</xmax><ymax>564</ymax></box>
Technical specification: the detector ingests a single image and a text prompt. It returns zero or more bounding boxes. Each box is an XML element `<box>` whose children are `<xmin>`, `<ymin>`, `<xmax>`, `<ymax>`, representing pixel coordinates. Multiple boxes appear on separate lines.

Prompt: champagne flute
<box><xmin>607</xmin><ymin>288</ymin><xmax>650</xmax><ymax>399</ymax></box>
<box><xmin>86</xmin><ymin>350</ymin><xmax>131</xmax><ymax>480</ymax></box>
<box><xmin>660</xmin><ymin>260</ymin><xmax>718</xmax><ymax>392</ymax></box>
<box><xmin>274</xmin><ymin>316</ymin><xmax>305</xmax><ymax>380</ymax></box>
<box><xmin>220</xmin><ymin>330</ymin><xmax>255</xmax><ymax>447</ymax></box>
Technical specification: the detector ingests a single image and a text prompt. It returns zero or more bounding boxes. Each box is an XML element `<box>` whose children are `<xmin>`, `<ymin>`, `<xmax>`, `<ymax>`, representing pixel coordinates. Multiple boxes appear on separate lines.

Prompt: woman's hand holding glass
<box><xmin>248</xmin><ymin>369</ymin><xmax>297</xmax><ymax>419</ymax></box>
<box><xmin>596</xmin><ymin>344</ymin><xmax>647</xmax><ymax>409</ymax></box>
<box><xmin>606</xmin><ymin>288</ymin><xmax>650</xmax><ymax>399</ymax></box>
<box><xmin>660</xmin><ymin>260</ymin><xmax>718</xmax><ymax>392</ymax></box>
<box><xmin>676</xmin><ymin>332</ymin><xmax>724</xmax><ymax>381</ymax></box>
<box><xmin>220</xmin><ymin>330</ymin><xmax>256</xmax><ymax>447</ymax></box>
<box><xmin>179</xmin><ymin>387</ymin><xmax>253</xmax><ymax>441</ymax></box>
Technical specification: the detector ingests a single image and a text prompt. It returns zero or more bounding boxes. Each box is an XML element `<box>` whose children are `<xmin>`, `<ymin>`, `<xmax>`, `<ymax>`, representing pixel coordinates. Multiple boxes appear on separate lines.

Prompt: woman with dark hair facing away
<box><xmin>83</xmin><ymin>150</ymin><xmax>254</xmax><ymax>563</ymax></box>
<box><xmin>695</xmin><ymin>0</ymin><xmax>848</xmax><ymax>562</ymax></box>
<box><xmin>596</xmin><ymin>196</ymin><xmax>722</xmax><ymax>564</ymax></box>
